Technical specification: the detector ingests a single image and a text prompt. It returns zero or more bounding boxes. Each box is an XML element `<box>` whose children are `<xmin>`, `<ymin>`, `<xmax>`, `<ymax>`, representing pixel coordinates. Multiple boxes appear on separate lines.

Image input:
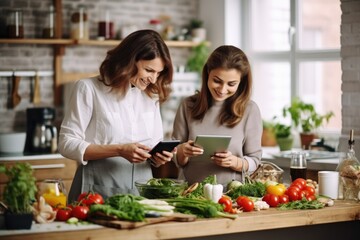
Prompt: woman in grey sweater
<box><xmin>172</xmin><ymin>45</ymin><xmax>262</xmax><ymax>185</ymax></box>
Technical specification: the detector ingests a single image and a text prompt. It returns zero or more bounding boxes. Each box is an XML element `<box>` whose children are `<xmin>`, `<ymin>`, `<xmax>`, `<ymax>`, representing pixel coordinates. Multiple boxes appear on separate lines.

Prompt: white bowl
<box><xmin>0</xmin><ymin>132</ymin><xmax>26</xmax><ymax>153</ymax></box>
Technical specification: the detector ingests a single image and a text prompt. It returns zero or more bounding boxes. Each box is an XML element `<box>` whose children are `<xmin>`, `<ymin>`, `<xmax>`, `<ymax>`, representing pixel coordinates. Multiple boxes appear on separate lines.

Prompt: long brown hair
<box><xmin>190</xmin><ymin>45</ymin><xmax>252</xmax><ymax>128</ymax></box>
<box><xmin>98</xmin><ymin>29</ymin><xmax>173</xmax><ymax>103</ymax></box>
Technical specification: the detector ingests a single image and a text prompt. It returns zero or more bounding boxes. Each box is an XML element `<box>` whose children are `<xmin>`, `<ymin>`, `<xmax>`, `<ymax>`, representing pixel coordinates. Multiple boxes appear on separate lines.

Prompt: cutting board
<box><xmin>88</xmin><ymin>212</ymin><xmax>196</xmax><ymax>229</ymax></box>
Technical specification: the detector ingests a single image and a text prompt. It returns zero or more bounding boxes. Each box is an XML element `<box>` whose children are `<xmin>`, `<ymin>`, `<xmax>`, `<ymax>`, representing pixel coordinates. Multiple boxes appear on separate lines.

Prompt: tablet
<box><xmin>149</xmin><ymin>140</ymin><xmax>180</xmax><ymax>155</ymax></box>
<box><xmin>194</xmin><ymin>135</ymin><xmax>232</xmax><ymax>159</ymax></box>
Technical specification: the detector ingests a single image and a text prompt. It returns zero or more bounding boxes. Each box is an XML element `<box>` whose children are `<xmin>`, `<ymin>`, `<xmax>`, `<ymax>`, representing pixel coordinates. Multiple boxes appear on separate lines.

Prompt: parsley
<box><xmin>277</xmin><ymin>199</ymin><xmax>325</xmax><ymax>210</ymax></box>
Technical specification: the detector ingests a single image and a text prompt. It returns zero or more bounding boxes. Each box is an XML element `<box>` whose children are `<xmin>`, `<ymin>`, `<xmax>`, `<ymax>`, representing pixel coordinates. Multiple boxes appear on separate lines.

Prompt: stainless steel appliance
<box><xmin>24</xmin><ymin>107</ymin><xmax>57</xmax><ymax>153</ymax></box>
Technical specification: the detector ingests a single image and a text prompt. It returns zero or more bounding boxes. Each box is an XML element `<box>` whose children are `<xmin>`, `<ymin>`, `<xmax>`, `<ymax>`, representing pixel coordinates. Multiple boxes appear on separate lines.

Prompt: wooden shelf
<box><xmin>0</xmin><ymin>38</ymin><xmax>209</xmax><ymax>48</ymax></box>
<box><xmin>75</xmin><ymin>39</ymin><xmax>209</xmax><ymax>47</ymax></box>
<box><xmin>1</xmin><ymin>0</ymin><xmax>209</xmax><ymax>106</ymax></box>
<box><xmin>0</xmin><ymin>38</ymin><xmax>73</xmax><ymax>45</ymax></box>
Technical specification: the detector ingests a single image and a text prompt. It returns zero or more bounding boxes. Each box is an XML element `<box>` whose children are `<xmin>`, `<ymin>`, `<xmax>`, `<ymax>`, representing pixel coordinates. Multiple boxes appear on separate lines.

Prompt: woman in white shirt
<box><xmin>58</xmin><ymin>30</ymin><xmax>174</xmax><ymax>201</ymax></box>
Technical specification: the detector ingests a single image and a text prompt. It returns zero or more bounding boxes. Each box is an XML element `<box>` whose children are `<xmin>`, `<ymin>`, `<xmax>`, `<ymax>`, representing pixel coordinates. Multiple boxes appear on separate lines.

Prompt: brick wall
<box><xmin>0</xmin><ymin>0</ymin><xmax>198</xmax><ymax>133</ymax></box>
<box><xmin>338</xmin><ymin>0</ymin><xmax>360</xmax><ymax>155</ymax></box>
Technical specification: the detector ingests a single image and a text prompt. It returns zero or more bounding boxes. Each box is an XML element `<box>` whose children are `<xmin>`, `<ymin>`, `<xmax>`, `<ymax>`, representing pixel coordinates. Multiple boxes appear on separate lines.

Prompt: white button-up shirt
<box><xmin>58</xmin><ymin>77</ymin><xmax>163</xmax><ymax>165</ymax></box>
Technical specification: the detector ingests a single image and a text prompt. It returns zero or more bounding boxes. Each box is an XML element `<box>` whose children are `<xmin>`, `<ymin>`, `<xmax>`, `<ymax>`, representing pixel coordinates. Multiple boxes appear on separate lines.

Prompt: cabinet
<box><xmin>0</xmin><ymin>0</ymin><xmax>209</xmax><ymax>105</ymax></box>
<box><xmin>0</xmin><ymin>158</ymin><xmax>78</xmax><ymax>198</ymax></box>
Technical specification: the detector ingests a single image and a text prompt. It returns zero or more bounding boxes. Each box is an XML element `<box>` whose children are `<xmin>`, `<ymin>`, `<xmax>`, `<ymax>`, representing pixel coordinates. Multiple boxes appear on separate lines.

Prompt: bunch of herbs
<box><xmin>0</xmin><ymin>162</ymin><xmax>37</xmax><ymax>214</ymax></box>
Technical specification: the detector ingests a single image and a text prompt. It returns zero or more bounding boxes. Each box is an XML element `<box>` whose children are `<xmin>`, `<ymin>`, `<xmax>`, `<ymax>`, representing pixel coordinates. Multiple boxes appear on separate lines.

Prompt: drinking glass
<box><xmin>38</xmin><ymin>179</ymin><xmax>67</xmax><ymax>208</ymax></box>
<box><xmin>290</xmin><ymin>152</ymin><xmax>307</xmax><ymax>181</ymax></box>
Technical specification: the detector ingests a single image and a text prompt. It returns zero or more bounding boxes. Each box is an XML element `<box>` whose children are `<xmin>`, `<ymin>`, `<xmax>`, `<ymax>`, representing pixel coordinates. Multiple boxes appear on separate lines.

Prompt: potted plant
<box><xmin>283</xmin><ymin>97</ymin><xmax>334</xmax><ymax>149</ymax></box>
<box><xmin>261</xmin><ymin>119</ymin><xmax>277</xmax><ymax>147</ymax></box>
<box><xmin>0</xmin><ymin>162</ymin><xmax>37</xmax><ymax>229</ymax></box>
<box><xmin>186</xmin><ymin>41</ymin><xmax>209</xmax><ymax>74</ymax></box>
<box><xmin>189</xmin><ymin>18</ymin><xmax>206</xmax><ymax>42</ymax></box>
<box><xmin>273</xmin><ymin>122</ymin><xmax>293</xmax><ymax>151</ymax></box>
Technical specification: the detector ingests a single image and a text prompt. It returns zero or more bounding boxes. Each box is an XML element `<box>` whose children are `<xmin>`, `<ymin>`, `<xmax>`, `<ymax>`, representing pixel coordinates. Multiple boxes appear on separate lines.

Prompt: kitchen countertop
<box><xmin>262</xmin><ymin>147</ymin><xmax>343</xmax><ymax>183</ymax></box>
<box><xmin>0</xmin><ymin>200</ymin><xmax>359</xmax><ymax>240</ymax></box>
<box><xmin>0</xmin><ymin>153</ymin><xmax>64</xmax><ymax>162</ymax></box>
<box><xmin>262</xmin><ymin>147</ymin><xmax>341</xmax><ymax>170</ymax></box>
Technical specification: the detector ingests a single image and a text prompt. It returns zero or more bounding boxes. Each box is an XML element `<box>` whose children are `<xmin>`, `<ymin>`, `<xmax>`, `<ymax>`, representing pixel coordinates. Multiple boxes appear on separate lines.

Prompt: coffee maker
<box><xmin>24</xmin><ymin>107</ymin><xmax>58</xmax><ymax>154</ymax></box>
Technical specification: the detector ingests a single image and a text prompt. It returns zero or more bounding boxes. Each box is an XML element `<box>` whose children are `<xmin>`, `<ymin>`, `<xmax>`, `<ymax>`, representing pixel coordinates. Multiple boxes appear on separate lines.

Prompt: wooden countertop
<box><xmin>1</xmin><ymin>200</ymin><xmax>359</xmax><ymax>240</ymax></box>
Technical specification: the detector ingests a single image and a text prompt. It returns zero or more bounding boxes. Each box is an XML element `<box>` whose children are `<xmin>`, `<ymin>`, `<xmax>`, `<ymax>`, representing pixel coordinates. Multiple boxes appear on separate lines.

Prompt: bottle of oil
<box><xmin>336</xmin><ymin>129</ymin><xmax>360</xmax><ymax>200</ymax></box>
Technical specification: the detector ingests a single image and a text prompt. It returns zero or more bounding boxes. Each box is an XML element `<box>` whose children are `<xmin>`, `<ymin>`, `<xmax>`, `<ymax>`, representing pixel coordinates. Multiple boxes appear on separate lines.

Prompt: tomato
<box><xmin>304</xmin><ymin>185</ymin><xmax>316</xmax><ymax>196</ymax></box>
<box><xmin>56</xmin><ymin>207</ymin><xmax>72</xmax><ymax>221</ymax></box>
<box><xmin>77</xmin><ymin>192</ymin><xmax>104</xmax><ymax>206</ymax></box>
<box><xmin>286</xmin><ymin>187</ymin><xmax>300</xmax><ymax>201</ymax></box>
<box><xmin>71</xmin><ymin>205</ymin><xmax>89</xmax><ymax>220</ymax></box>
<box><xmin>262</xmin><ymin>193</ymin><xmax>279</xmax><ymax>207</ymax></box>
<box><xmin>278</xmin><ymin>194</ymin><xmax>289</xmax><ymax>204</ymax></box>
<box><xmin>306</xmin><ymin>195</ymin><xmax>316</xmax><ymax>201</ymax></box>
<box><xmin>236</xmin><ymin>196</ymin><xmax>254</xmax><ymax>212</ymax></box>
<box><xmin>218</xmin><ymin>196</ymin><xmax>233</xmax><ymax>213</ymax></box>
<box><xmin>266</xmin><ymin>184</ymin><xmax>286</xmax><ymax>196</ymax></box>
<box><xmin>292</xmin><ymin>178</ymin><xmax>307</xmax><ymax>189</ymax></box>
<box><xmin>299</xmin><ymin>189</ymin><xmax>310</xmax><ymax>199</ymax></box>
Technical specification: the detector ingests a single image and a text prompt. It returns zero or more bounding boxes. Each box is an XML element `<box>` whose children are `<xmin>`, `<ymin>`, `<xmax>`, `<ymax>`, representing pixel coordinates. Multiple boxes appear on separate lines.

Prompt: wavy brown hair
<box><xmin>190</xmin><ymin>45</ymin><xmax>252</xmax><ymax>128</ymax></box>
<box><xmin>98</xmin><ymin>29</ymin><xmax>173</xmax><ymax>103</ymax></box>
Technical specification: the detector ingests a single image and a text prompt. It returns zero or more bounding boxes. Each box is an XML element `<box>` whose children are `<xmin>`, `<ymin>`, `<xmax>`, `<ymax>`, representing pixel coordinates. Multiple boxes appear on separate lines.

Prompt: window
<box><xmin>242</xmin><ymin>0</ymin><xmax>341</xmax><ymax>133</ymax></box>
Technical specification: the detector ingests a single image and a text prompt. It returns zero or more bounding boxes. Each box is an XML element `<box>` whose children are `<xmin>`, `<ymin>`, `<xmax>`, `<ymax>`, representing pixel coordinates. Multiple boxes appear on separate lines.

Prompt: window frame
<box><xmin>240</xmin><ymin>0</ymin><xmax>341</xmax><ymax>133</ymax></box>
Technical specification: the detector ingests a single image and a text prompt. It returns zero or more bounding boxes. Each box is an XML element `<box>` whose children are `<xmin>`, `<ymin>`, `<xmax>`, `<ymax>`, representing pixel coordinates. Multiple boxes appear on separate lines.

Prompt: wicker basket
<box><xmin>250</xmin><ymin>161</ymin><xmax>284</xmax><ymax>183</ymax></box>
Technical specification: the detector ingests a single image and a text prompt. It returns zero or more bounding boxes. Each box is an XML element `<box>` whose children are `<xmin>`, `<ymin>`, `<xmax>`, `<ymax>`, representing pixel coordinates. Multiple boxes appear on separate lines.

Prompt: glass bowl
<box><xmin>135</xmin><ymin>178</ymin><xmax>187</xmax><ymax>199</ymax></box>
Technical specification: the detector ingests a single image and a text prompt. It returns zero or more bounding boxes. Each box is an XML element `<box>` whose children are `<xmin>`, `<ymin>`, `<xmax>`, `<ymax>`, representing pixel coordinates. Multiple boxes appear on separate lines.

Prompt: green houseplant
<box><xmin>261</xmin><ymin>120</ymin><xmax>277</xmax><ymax>146</ymax></box>
<box><xmin>188</xmin><ymin>18</ymin><xmax>207</xmax><ymax>42</ymax></box>
<box><xmin>273</xmin><ymin>122</ymin><xmax>293</xmax><ymax>151</ymax></box>
<box><xmin>186</xmin><ymin>41</ymin><xmax>209</xmax><ymax>74</ymax></box>
<box><xmin>283</xmin><ymin>97</ymin><xmax>334</xmax><ymax>149</ymax></box>
<box><xmin>0</xmin><ymin>162</ymin><xmax>37</xmax><ymax>229</ymax></box>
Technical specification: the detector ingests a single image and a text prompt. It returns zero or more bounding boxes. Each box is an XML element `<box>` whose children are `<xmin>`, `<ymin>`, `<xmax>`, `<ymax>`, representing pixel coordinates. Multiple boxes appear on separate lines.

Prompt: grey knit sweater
<box><xmin>172</xmin><ymin>96</ymin><xmax>263</xmax><ymax>185</ymax></box>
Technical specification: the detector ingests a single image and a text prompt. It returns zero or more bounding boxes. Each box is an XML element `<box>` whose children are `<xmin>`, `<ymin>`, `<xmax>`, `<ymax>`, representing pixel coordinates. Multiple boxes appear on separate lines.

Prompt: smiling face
<box><xmin>207</xmin><ymin>68</ymin><xmax>241</xmax><ymax>102</ymax></box>
<box><xmin>130</xmin><ymin>57</ymin><xmax>165</xmax><ymax>90</ymax></box>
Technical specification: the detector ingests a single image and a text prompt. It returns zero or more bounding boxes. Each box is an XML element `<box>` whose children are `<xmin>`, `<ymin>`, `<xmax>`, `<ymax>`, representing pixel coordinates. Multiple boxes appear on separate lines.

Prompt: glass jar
<box><xmin>6</xmin><ymin>8</ymin><xmax>24</xmax><ymax>38</ymax></box>
<box><xmin>39</xmin><ymin>179</ymin><xmax>67</xmax><ymax>208</ymax></box>
<box><xmin>97</xmin><ymin>9</ymin><xmax>114</xmax><ymax>40</ymax></box>
<box><xmin>70</xmin><ymin>6</ymin><xmax>89</xmax><ymax>40</ymax></box>
<box><xmin>336</xmin><ymin>130</ymin><xmax>360</xmax><ymax>200</ymax></box>
<box><xmin>148</xmin><ymin>19</ymin><xmax>163</xmax><ymax>33</ymax></box>
<box><xmin>42</xmin><ymin>6</ymin><xmax>55</xmax><ymax>38</ymax></box>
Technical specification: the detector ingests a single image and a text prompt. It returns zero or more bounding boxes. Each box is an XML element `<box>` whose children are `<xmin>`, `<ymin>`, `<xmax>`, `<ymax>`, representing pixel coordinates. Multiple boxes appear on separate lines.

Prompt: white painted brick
<box><xmin>342</xmin><ymin>70</ymin><xmax>360</xmax><ymax>81</ymax></box>
<box><xmin>340</xmin><ymin>45</ymin><xmax>360</xmax><ymax>57</ymax></box>
<box><xmin>342</xmin><ymin>57</ymin><xmax>360</xmax><ymax>70</ymax></box>
<box><xmin>341</xmin><ymin>12</ymin><xmax>360</xmax><ymax>24</ymax></box>
<box><xmin>341</xmin><ymin>34</ymin><xmax>360</xmax><ymax>46</ymax></box>
<box><xmin>0</xmin><ymin>0</ymin><xmax>199</xmax><ymax>132</ymax></box>
<box><xmin>341</xmin><ymin>23</ymin><xmax>352</xmax><ymax>34</ymax></box>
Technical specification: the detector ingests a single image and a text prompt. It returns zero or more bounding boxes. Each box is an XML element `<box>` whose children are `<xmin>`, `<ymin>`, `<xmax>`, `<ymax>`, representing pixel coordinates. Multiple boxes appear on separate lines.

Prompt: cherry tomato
<box><xmin>77</xmin><ymin>192</ymin><xmax>104</xmax><ymax>206</ymax></box>
<box><xmin>71</xmin><ymin>205</ymin><xmax>89</xmax><ymax>220</ymax></box>
<box><xmin>292</xmin><ymin>178</ymin><xmax>307</xmax><ymax>189</ymax></box>
<box><xmin>304</xmin><ymin>185</ymin><xmax>316</xmax><ymax>196</ymax></box>
<box><xmin>218</xmin><ymin>196</ymin><xmax>233</xmax><ymax>213</ymax></box>
<box><xmin>236</xmin><ymin>196</ymin><xmax>254</xmax><ymax>212</ymax></box>
<box><xmin>286</xmin><ymin>187</ymin><xmax>300</xmax><ymax>201</ymax></box>
<box><xmin>278</xmin><ymin>194</ymin><xmax>289</xmax><ymax>204</ymax></box>
<box><xmin>56</xmin><ymin>207</ymin><xmax>72</xmax><ymax>221</ymax></box>
<box><xmin>306</xmin><ymin>195</ymin><xmax>316</xmax><ymax>201</ymax></box>
<box><xmin>266</xmin><ymin>184</ymin><xmax>286</xmax><ymax>196</ymax></box>
<box><xmin>262</xmin><ymin>193</ymin><xmax>279</xmax><ymax>207</ymax></box>
<box><xmin>288</xmin><ymin>184</ymin><xmax>302</xmax><ymax>192</ymax></box>
<box><xmin>299</xmin><ymin>189</ymin><xmax>310</xmax><ymax>199</ymax></box>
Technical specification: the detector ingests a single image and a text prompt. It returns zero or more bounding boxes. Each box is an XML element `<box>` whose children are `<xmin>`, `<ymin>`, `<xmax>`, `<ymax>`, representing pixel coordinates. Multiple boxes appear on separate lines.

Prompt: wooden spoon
<box><xmin>10</xmin><ymin>74</ymin><xmax>21</xmax><ymax>108</ymax></box>
<box><xmin>33</xmin><ymin>71</ymin><xmax>41</xmax><ymax>104</ymax></box>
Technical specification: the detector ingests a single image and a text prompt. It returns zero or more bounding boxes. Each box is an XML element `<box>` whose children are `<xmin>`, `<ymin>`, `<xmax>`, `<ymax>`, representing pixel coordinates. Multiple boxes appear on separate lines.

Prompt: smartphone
<box><xmin>149</xmin><ymin>140</ymin><xmax>180</xmax><ymax>155</ymax></box>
